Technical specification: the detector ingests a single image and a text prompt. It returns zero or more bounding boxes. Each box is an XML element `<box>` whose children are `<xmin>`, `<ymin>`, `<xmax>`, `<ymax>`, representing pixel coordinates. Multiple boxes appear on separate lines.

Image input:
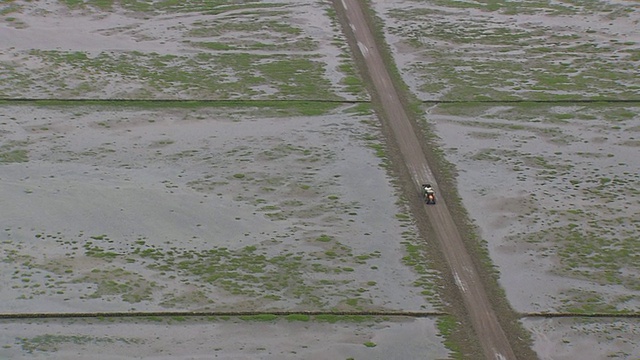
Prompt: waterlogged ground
<box><xmin>0</xmin><ymin>103</ymin><xmax>441</xmax><ymax>313</ymax></box>
<box><xmin>0</xmin><ymin>0</ymin><xmax>367</xmax><ymax>101</ymax></box>
<box><xmin>0</xmin><ymin>316</ymin><xmax>448</xmax><ymax>360</ymax></box>
<box><xmin>4</xmin><ymin>0</ymin><xmax>639</xmax><ymax>358</ymax></box>
<box><xmin>526</xmin><ymin>317</ymin><xmax>640</xmax><ymax>360</ymax></box>
<box><xmin>431</xmin><ymin>103</ymin><xmax>640</xmax><ymax>310</ymax></box>
<box><xmin>373</xmin><ymin>0</ymin><xmax>640</xmax><ymax>358</ymax></box>
<box><xmin>377</xmin><ymin>0</ymin><xmax>640</xmax><ymax>101</ymax></box>
<box><xmin>0</xmin><ymin>103</ymin><xmax>448</xmax><ymax>357</ymax></box>
<box><xmin>0</xmin><ymin>0</ymin><xmax>450</xmax><ymax>359</ymax></box>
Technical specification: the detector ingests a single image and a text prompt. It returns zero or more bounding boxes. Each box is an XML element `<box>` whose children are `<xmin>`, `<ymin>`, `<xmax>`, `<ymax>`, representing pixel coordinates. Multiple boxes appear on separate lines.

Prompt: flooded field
<box><xmin>0</xmin><ymin>1</ymin><xmax>450</xmax><ymax>358</ymax></box>
<box><xmin>373</xmin><ymin>0</ymin><xmax>640</xmax><ymax>358</ymax></box>
<box><xmin>1</xmin><ymin>0</ymin><xmax>639</xmax><ymax>358</ymax></box>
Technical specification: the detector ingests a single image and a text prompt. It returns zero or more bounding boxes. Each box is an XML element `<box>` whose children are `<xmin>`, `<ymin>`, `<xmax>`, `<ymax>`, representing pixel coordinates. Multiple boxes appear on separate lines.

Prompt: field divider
<box><xmin>521</xmin><ymin>312</ymin><xmax>640</xmax><ymax>318</ymax></box>
<box><xmin>0</xmin><ymin>310</ymin><xmax>447</xmax><ymax>320</ymax></box>
<box><xmin>2</xmin><ymin>310</ymin><xmax>639</xmax><ymax>320</ymax></box>
<box><xmin>0</xmin><ymin>98</ymin><xmax>369</xmax><ymax>104</ymax></box>
<box><xmin>423</xmin><ymin>99</ymin><xmax>640</xmax><ymax>104</ymax></box>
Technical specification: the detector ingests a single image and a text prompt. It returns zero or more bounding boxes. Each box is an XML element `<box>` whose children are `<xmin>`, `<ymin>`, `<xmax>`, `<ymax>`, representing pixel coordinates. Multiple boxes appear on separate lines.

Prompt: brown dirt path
<box><xmin>333</xmin><ymin>0</ymin><xmax>518</xmax><ymax>359</ymax></box>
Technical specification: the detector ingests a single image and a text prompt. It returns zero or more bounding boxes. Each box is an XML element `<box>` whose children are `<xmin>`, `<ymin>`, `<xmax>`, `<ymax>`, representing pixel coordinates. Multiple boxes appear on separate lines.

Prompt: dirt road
<box><xmin>333</xmin><ymin>0</ymin><xmax>517</xmax><ymax>359</ymax></box>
